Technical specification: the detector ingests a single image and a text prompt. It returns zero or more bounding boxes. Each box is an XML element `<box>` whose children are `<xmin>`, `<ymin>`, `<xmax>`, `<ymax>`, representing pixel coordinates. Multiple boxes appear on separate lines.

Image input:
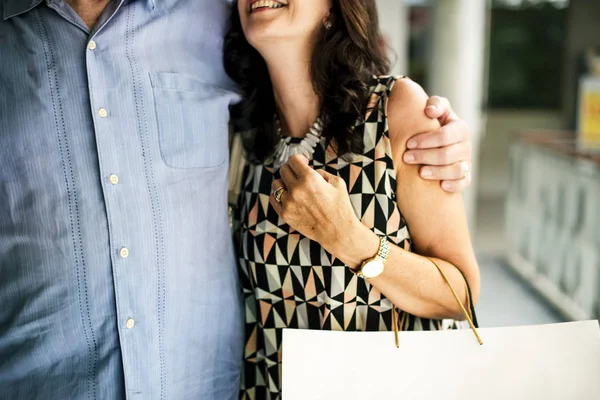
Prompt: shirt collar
<box><xmin>3</xmin><ymin>0</ymin><xmax>43</xmax><ymax>20</ymax></box>
<box><xmin>3</xmin><ymin>0</ymin><xmax>155</xmax><ymax>21</ymax></box>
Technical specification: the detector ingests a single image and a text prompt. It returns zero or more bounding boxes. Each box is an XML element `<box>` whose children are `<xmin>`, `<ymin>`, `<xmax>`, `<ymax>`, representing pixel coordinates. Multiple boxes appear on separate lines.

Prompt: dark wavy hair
<box><xmin>223</xmin><ymin>0</ymin><xmax>390</xmax><ymax>163</ymax></box>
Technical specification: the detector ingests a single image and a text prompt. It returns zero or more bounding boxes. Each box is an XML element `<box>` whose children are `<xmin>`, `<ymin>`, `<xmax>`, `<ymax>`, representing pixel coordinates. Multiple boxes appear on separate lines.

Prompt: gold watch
<box><xmin>356</xmin><ymin>236</ymin><xmax>390</xmax><ymax>279</ymax></box>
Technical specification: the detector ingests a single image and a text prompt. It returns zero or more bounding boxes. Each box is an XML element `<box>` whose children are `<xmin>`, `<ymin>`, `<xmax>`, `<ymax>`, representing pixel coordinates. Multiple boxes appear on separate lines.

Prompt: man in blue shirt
<box><xmin>0</xmin><ymin>0</ymin><xmax>474</xmax><ymax>399</ymax></box>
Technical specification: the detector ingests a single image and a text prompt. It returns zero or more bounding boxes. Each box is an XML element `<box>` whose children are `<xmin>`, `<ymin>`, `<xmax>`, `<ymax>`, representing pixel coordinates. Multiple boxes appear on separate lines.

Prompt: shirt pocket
<box><xmin>150</xmin><ymin>72</ymin><xmax>237</xmax><ymax>169</ymax></box>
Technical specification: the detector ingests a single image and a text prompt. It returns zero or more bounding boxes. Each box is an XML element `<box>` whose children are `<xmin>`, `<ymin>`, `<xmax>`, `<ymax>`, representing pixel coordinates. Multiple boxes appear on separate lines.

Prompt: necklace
<box><xmin>271</xmin><ymin>115</ymin><xmax>325</xmax><ymax>170</ymax></box>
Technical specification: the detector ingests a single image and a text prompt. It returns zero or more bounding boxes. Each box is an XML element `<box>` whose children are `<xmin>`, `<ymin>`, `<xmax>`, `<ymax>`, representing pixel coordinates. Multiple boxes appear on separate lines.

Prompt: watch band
<box><xmin>378</xmin><ymin>236</ymin><xmax>390</xmax><ymax>264</ymax></box>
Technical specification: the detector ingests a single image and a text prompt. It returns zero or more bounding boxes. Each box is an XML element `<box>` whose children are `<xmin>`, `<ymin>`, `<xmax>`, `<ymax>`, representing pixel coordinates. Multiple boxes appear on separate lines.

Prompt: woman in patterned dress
<box><xmin>224</xmin><ymin>0</ymin><xmax>481</xmax><ymax>398</ymax></box>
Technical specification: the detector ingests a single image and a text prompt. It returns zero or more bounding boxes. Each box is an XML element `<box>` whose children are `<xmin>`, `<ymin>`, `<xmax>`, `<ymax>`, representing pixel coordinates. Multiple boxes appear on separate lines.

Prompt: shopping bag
<box><xmin>282</xmin><ymin>320</ymin><xmax>600</xmax><ymax>400</ymax></box>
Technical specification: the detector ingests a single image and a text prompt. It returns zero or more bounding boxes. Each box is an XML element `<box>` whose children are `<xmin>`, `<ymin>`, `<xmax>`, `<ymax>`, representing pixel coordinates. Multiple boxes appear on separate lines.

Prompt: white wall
<box><xmin>376</xmin><ymin>0</ymin><xmax>408</xmax><ymax>75</ymax></box>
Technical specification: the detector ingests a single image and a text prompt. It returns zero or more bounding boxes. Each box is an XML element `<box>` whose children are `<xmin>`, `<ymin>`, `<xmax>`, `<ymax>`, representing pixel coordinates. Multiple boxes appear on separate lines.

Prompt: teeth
<box><xmin>251</xmin><ymin>0</ymin><xmax>285</xmax><ymax>11</ymax></box>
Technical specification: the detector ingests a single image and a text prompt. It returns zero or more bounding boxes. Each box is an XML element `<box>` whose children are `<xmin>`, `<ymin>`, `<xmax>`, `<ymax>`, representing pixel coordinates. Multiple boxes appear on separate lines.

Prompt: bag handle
<box><xmin>392</xmin><ymin>258</ymin><xmax>483</xmax><ymax>347</ymax></box>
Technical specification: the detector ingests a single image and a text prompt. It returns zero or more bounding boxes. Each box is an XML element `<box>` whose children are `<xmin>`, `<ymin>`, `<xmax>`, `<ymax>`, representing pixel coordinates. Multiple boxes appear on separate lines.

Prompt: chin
<box><xmin>245</xmin><ymin>23</ymin><xmax>289</xmax><ymax>48</ymax></box>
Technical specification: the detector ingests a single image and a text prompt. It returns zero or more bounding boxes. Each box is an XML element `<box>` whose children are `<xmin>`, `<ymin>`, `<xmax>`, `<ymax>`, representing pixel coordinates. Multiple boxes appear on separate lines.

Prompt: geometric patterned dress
<box><xmin>237</xmin><ymin>76</ymin><xmax>444</xmax><ymax>399</ymax></box>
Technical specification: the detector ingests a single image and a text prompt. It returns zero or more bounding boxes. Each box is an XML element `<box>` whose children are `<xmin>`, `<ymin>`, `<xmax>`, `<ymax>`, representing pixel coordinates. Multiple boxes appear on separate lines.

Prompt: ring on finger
<box><xmin>461</xmin><ymin>161</ymin><xmax>471</xmax><ymax>179</ymax></box>
<box><xmin>273</xmin><ymin>186</ymin><xmax>287</xmax><ymax>203</ymax></box>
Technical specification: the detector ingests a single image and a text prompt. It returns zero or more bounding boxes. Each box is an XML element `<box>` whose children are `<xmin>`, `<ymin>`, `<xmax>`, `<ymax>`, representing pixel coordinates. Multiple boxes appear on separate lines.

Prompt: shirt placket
<box><xmin>84</xmin><ymin>6</ymin><xmax>160</xmax><ymax>398</ymax></box>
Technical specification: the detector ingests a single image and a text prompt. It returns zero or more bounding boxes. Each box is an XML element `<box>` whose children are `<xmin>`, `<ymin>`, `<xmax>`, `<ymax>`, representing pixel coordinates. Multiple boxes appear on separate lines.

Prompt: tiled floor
<box><xmin>476</xmin><ymin>255</ymin><xmax>564</xmax><ymax>327</ymax></box>
<box><xmin>474</xmin><ymin>195</ymin><xmax>565</xmax><ymax>327</ymax></box>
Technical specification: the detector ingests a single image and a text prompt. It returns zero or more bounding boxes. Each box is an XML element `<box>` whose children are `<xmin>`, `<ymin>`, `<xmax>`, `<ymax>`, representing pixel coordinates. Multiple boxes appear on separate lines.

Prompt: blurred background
<box><xmin>376</xmin><ymin>0</ymin><xmax>600</xmax><ymax>327</ymax></box>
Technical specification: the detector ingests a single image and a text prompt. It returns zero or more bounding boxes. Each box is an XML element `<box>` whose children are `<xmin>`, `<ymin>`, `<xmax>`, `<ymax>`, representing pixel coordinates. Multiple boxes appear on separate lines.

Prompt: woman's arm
<box><xmin>330</xmin><ymin>78</ymin><xmax>480</xmax><ymax>320</ymax></box>
<box><xmin>269</xmin><ymin>79</ymin><xmax>480</xmax><ymax>321</ymax></box>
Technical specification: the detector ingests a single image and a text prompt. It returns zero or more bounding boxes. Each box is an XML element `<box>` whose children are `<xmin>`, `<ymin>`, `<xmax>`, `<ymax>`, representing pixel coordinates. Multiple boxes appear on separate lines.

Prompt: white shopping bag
<box><xmin>282</xmin><ymin>320</ymin><xmax>600</xmax><ymax>400</ymax></box>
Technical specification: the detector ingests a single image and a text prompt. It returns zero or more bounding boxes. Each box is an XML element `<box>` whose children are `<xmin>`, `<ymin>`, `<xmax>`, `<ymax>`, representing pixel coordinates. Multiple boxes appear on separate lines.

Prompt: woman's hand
<box><xmin>269</xmin><ymin>154</ymin><xmax>367</xmax><ymax>257</ymax></box>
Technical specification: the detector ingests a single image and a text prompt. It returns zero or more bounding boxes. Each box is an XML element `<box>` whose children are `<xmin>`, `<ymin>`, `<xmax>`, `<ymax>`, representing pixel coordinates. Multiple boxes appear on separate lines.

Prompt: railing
<box><xmin>505</xmin><ymin>131</ymin><xmax>600</xmax><ymax>320</ymax></box>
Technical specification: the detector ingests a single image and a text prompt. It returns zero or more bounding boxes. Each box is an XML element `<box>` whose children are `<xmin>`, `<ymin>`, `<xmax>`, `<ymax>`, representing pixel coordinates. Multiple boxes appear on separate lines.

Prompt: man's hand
<box><xmin>402</xmin><ymin>96</ymin><xmax>472</xmax><ymax>193</ymax></box>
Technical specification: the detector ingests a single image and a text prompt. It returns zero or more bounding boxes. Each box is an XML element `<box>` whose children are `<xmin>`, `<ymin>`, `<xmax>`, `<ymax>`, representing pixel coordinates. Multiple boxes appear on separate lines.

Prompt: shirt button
<box><xmin>109</xmin><ymin>174</ymin><xmax>119</xmax><ymax>185</ymax></box>
<box><xmin>119</xmin><ymin>247</ymin><xmax>129</xmax><ymax>259</ymax></box>
<box><xmin>88</xmin><ymin>40</ymin><xmax>97</xmax><ymax>50</ymax></box>
<box><xmin>98</xmin><ymin>108</ymin><xmax>108</xmax><ymax>118</ymax></box>
<box><xmin>126</xmin><ymin>318</ymin><xmax>135</xmax><ymax>329</ymax></box>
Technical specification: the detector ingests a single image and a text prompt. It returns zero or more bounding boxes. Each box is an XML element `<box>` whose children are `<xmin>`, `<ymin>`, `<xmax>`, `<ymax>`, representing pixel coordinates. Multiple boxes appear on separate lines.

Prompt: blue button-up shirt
<box><xmin>0</xmin><ymin>0</ymin><xmax>243</xmax><ymax>398</ymax></box>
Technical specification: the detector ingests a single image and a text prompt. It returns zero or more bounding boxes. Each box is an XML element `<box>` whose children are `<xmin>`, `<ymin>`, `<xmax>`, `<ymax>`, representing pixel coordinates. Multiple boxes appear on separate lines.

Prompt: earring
<box><xmin>323</xmin><ymin>14</ymin><xmax>332</xmax><ymax>30</ymax></box>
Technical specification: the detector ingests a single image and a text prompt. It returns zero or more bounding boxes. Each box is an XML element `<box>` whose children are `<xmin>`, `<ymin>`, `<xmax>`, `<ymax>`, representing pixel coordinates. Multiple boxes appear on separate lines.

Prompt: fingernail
<box><xmin>421</xmin><ymin>168</ymin><xmax>432</xmax><ymax>178</ymax></box>
<box><xmin>404</xmin><ymin>152</ymin><xmax>415</xmax><ymax>163</ymax></box>
<box><xmin>426</xmin><ymin>105</ymin><xmax>437</xmax><ymax>112</ymax></box>
<box><xmin>442</xmin><ymin>182</ymin><xmax>453</xmax><ymax>191</ymax></box>
<box><xmin>406</xmin><ymin>140</ymin><xmax>418</xmax><ymax>149</ymax></box>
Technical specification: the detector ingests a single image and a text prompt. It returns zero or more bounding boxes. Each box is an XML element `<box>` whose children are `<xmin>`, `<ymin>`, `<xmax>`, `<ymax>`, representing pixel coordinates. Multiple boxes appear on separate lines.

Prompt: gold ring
<box><xmin>273</xmin><ymin>186</ymin><xmax>286</xmax><ymax>203</ymax></box>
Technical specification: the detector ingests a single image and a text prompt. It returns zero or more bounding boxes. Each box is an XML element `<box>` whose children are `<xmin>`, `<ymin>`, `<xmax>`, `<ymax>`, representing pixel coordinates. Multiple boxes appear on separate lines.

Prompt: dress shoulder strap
<box><xmin>365</xmin><ymin>75</ymin><xmax>407</xmax><ymax>123</ymax></box>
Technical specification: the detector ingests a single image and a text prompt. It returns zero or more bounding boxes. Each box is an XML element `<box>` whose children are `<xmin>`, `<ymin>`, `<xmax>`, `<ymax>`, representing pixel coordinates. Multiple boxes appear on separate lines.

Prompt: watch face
<box><xmin>362</xmin><ymin>258</ymin><xmax>384</xmax><ymax>278</ymax></box>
